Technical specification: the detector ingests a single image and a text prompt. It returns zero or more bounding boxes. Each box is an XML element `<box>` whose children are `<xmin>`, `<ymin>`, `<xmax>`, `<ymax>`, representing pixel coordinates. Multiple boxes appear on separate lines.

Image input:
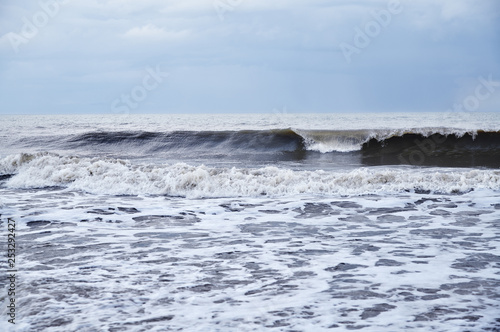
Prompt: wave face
<box><xmin>12</xmin><ymin>128</ymin><xmax>497</xmax><ymax>168</ymax></box>
<box><xmin>1</xmin><ymin>153</ymin><xmax>499</xmax><ymax>198</ymax></box>
<box><xmin>65</xmin><ymin>128</ymin><xmax>500</xmax><ymax>151</ymax></box>
<box><xmin>67</xmin><ymin>129</ymin><xmax>305</xmax><ymax>153</ymax></box>
<box><xmin>361</xmin><ymin>130</ymin><xmax>500</xmax><ymax>168</ymax></box>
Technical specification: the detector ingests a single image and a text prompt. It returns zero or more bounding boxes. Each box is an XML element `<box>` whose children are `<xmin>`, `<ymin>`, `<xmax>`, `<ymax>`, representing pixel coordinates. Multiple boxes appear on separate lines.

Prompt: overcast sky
<box><xmin>0</xmin><ymin>0</ymin><xmax>499</xmax><ymax>114</ymax></box>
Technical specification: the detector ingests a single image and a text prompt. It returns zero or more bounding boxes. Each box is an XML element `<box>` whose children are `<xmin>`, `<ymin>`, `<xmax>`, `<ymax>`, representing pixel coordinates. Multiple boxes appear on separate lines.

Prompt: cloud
<box><xmin>0</xmin><ymin>0</ymin><xmax>499</xmax><ymax>114</ymax></box>
<box><xmin>122</xmin><ymin>24</ymin><xmax>190</xmax><ymax>41</ymax></box>
<box><xmin>440</xmin><ymin>0</ymin><xmax>469</xmax><ymax>21</ymax></box>
<box><xmin>404</xmin><ymin>0</ymin><xmax>498</xmax><ymax>30</ymax></box>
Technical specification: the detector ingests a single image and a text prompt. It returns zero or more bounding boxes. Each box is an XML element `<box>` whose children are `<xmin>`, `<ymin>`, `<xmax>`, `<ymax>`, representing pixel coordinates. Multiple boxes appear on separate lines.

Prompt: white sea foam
<box><xmin>2</xmin><ymin>153</ymin><xmax>499</xmax><ymax>198</ymax></box>
<box><xmin>1</xmin><ymin>188</ymin><xmax>499</xmax><ymax>331</ymax></box>
<box><xmin>295</xmin><ymin>127</ymin><xmax>482</xmax><ymax>153</ymax></box>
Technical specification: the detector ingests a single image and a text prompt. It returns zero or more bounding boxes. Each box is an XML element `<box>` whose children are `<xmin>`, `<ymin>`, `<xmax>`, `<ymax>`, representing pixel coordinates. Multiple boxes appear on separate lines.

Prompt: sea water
<box><xmin>0</xmin><ymin>113</ymin><xmax>499</xmax><ymax>331</ymax></box>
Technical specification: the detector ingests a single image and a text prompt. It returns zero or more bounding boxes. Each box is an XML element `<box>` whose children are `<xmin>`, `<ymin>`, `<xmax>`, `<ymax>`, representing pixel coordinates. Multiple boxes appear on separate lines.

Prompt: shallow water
<box><xmin>1</xmin><ymin>188</ymin><xmax>499</xmax><ymax>331</ymax></box>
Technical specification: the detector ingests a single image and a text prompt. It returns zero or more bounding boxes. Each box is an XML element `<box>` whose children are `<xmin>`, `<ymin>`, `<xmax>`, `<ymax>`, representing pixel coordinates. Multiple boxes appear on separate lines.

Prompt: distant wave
<box><xmin>1</xmin><ymin>153</ymin><xmax>499</xmax><ymax>198</ymax></box>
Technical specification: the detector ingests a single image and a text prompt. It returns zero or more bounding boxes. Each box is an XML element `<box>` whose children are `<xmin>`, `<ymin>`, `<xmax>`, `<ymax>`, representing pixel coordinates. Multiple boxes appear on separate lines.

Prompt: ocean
<box><xmin>1</xmin><ymin>112</ymin><xmax>499</xmax><ymax>331</ymax></box>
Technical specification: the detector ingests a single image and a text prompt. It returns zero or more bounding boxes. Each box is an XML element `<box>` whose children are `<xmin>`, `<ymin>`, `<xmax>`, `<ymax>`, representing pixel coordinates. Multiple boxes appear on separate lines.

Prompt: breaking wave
<box><xmin>9</xmin><ymin>128</ymin><xmax>497</xmax><ymax>168</ymax></box>
<box><xmin>60</xmin><ymin>128</ymin><xmax>500</xmax><ymax>154</ymax></box>
<box><xmin>1</xmin><ymin>153</ymin><xmax>499</xmax><ymax>198</ymax></box>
